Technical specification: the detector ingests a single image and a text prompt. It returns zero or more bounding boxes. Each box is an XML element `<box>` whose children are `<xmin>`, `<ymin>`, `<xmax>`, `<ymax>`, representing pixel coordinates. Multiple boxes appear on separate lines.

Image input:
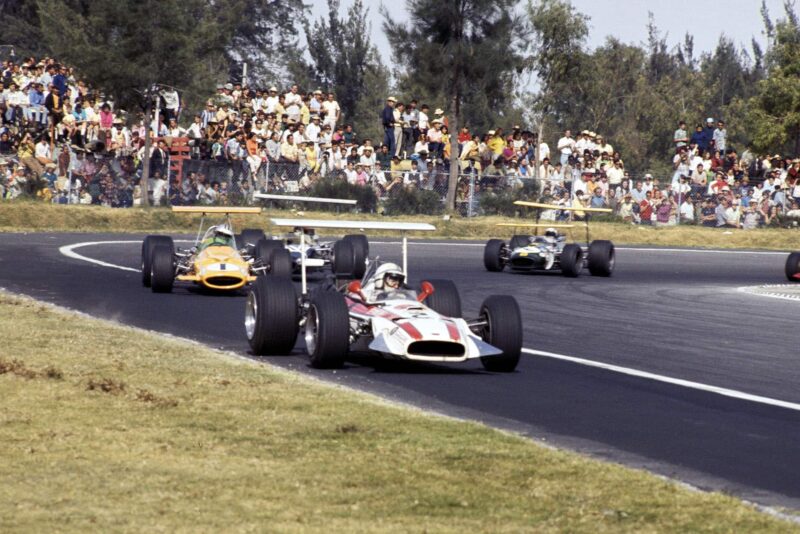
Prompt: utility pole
<box><xmin>140</xmin><ymin>85</ymin><xmax>155</xmax><ymax>207</ymax></box>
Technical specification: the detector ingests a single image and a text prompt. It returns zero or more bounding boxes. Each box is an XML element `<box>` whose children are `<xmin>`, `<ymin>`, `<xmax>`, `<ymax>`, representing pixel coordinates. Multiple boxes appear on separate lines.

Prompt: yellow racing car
<box><xmin>141</xmin><ymin>207</ymin><xmax>290</xmax><ymax>293</ymax></box>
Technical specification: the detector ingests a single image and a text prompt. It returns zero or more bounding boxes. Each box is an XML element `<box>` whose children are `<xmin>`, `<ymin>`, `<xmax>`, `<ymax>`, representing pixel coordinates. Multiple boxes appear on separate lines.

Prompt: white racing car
<box><xmin>244</xmin><ymin>219</ymin><xmax>523</xmax><ymax>372</ymax></box>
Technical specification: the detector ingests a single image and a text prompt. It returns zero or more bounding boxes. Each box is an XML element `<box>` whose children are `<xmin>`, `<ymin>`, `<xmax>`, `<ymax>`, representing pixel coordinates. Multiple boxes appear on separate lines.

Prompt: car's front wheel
<box><xmin>246</xmin><ymin>276</ymin><xmax>298</xmax><ymax>355</ymax></box>
<box><xmin>786</xmin><ymin>252</ymin><xmax>800</xmax><ymax>282</ymax></box>
<box><xmin>479</xmin><ymin>295</ymin><xmax>522</xmax><ymax>372</ymax></box>
<box><xmin>305</xmin><ymin>291</ymin><xmax>349</xmax><ymax>369</ymax></box>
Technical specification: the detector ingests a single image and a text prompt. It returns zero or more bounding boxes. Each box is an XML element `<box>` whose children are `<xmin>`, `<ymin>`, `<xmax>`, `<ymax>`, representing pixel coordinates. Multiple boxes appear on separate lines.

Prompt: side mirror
<box><xmin>347</xmin><ymin>280</ymin><xmax>365</xmax><ymax>300</ymax></box>
<box><xmin>418</xmin><ymin>280</ymin><xmax>434</xmax><ymax>302</ymax></box>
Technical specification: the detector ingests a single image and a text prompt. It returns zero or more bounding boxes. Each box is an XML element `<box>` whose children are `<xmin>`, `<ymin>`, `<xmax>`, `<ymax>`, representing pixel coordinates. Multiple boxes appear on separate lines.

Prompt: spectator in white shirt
<box><xmin>557</xmin><ymin>130</ymin><xmax>575</xmax><ymax>166</ymax></box>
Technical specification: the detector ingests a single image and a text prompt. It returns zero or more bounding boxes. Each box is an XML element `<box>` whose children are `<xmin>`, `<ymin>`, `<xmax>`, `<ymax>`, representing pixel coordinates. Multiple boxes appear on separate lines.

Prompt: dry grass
<box><xmin>0</xmin><ymin>292</ymin><xmax>796</xmax><ymax>532</ymax></box>
<box><xmin>1</xmin><ymin>200</ymin><xmax>799</xmax><ymax>250</ymax></box>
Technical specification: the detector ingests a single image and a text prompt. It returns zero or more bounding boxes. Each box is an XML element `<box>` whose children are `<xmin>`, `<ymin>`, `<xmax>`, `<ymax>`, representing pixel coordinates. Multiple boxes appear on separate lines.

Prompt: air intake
<box><xmin>407</xmin><ymin>341</ymin><xmax>465</xmax><ymax>358</ymax></box>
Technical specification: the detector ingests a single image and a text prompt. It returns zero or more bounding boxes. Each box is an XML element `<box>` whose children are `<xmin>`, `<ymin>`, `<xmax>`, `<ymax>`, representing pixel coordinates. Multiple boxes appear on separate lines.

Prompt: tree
<box><xmin>224</xmin><ymin>0</ymin><xmax>306</xmax><ymax>87</ymax></box>
<box><xmin>746</xmin><ymin>1</ymin><xmax>800</xmax><ymax>155</ymax></box>
<box><xmin>0</xmin><ymin>0</ymin><xmax>45</xmax><ymax>57</ymax></box>
<box><xmin>294</xmin><ymin>0</ymin><xmax>390</xmax><ymax>141</ymax></box>
<box><xmin>526</xmin><ymin>0</ymin><xmax>589</xmax><ymax>172</ymax></box>
<box><xmin>36</xmin><ymin>0</ymin><xmax>230</xmax><ymax>112</ymax></box>
<box><xmin>384</xmin><ymin>0</ymin><xmax>527</xmax><ymax>212</ymax></box>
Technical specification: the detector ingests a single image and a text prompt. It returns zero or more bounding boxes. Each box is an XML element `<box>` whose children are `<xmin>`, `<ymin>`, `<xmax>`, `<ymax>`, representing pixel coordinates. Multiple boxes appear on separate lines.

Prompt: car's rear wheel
<box><xmin>423</xmin><ymin>279</ymin><xmax>462</xmax><ymax>318</ymax></box>
<box><xmin>344</xmin><ymin>234</ymin><xmax>369</xmax><ymax>279</ymax></box>
<box><xmin>479</xmin><ymin>295</ymin><xmax>522</xmax><ymax>372</ymax></box>
<box><xmin>331</xmin><ymin>239</ymin><xmax>355</xmax><ymax>277</ymax></box>
<box><xmin>150</xmin><ymin>244</ymin><xmax>175</xmax><ymax>293</ymax></box>
<box><xmin>141</xmin><ymin>235</ymin><xmax>173</xmax><ymax>287</ymax></box>
<box><xmin>560</xmin><ymin>244</ymin><xmax>582</xmax><ymax>277</ymax></box>
<box><xmin>588</xmin><ymin>240</ymin><xmax>615</xmax><ymax>277</ymax></box>
<box><xmin>255</xmin><ymin>238</ymin><xmax>284</xmax><ymax>275</ymax></box>
<box><xmin>483</xmin><ymin>239</ymin><xmax>506</xmax><ymax>272</ymax></box>
<box><xmin>246</xmin><ymin>276</ymin><xmax>298</xmax><ymax>355</ymax></box>
<box><xmin>239</xmin><ymin>228</ymin><xmax>266</xmax><ymax>253</ymax></box>
<box><xmin>268</xmin><ymin>248</ymin><xmax>293</xmax><ymax>277</ymax></box>
<box><xmin>306</xmin><ymin>291</ymin><xmax>349</xmax><ymax>368</ymax></box>
<box><xmin>786</xmin><ymin>252</ymin><xmax>800</xmax><ymax>282</ymax></box>
<box><xmin>509</xmin><ymin>235</ymin><xmax>533</xmax><ymax>250</ymax></box>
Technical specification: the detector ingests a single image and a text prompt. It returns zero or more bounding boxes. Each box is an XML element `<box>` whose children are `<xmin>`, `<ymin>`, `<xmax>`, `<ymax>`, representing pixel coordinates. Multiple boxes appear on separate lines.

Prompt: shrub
<box><xmin>383</xmin><ymin>187</ymin><xmax>443</xmax><ymax>215</ymax></box>
<box><xmin>479</xmin><ymin>181</ymin><xmax>540</xmax><ymax>216</ymax></box>
<box><xmin>309</xmin><ymin>178</ymin><xmax>378</xmax><ymax>213</ymax></box>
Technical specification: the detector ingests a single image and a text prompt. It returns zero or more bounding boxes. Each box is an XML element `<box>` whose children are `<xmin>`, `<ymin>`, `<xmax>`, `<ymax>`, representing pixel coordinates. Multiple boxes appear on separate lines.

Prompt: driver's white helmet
<box><xmin>373</xmin><ymin>262</ymin><xmax>405</xmax><ymax>290</ymax></box>
<box><xmin>544</xmin><ymin>227</ymin><xmax>558</xmax><ymax>239</ymax></box>
<box><xmin>214</xmin><ymin>224</ymin><xmax>234</xmax><ymax>239</ymax></box>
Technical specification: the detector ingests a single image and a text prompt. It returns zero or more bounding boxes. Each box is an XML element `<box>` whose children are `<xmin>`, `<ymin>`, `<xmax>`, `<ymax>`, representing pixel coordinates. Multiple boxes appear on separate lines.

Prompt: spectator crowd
<box><xmin>2</xmin><ymin>54</ymin><xmax>799</xmax><ymax>227</ymax></box>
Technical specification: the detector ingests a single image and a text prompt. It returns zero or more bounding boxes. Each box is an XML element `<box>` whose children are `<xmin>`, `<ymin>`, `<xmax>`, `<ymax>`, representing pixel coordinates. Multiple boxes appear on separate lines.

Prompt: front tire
<box><xmin>560</xmin><ymin>244</ymin><xmax>582</xmax><ymax>278</ymax></box>
<box><xmin>424</xmin><ymin>279</ymin><xmax>462</xmax><ymax>318</ymax></box>
<box><xmin>479</xmin><ymin>295</ymin><xmax>522</xmax><ymax>372</ymax></box>
<box><xmin>588</xmin><ymin>240</ymin><xmax>615</xmax><ymax>277</ymax></box>
<box><xmin>483</xmin><ymin>239</ymin><xmax>506</xmax><ymax>272</ymax></box>
<box><xmin>141</xmin><ymin>235</ymin><xmax>173</xmax><ymax>287</ymax></box>
<box><xmin>150</xmin><ymin>244</ymin><xmax>175</xmax><ymax>293</ymax></box>
<box><xmin>305</xmin><ymin>291</ymin><xmax>350</xmax><ymax>369</ymax></box>
<box><xmin>268</xmin><ymin>248</ymin><xmax>293</xmax><ymax>277</ymax></box>
<box><xmin>246</xmin><ymin>276</ymin><xmax>299</xmax><ymax>355</ymax></box>
<box><xmin>786</xmin><ymin>252</ymin><xmax>800</xmax><ymax>282</ymax></box>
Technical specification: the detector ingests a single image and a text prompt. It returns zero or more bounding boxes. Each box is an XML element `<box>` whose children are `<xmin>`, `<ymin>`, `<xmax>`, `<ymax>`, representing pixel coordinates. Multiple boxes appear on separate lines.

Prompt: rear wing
<box><xmin>512</xmin><ymin>201</ymin><xmax>611</xmax><ymax>243</ymax></box>
<box><xmin>270</xmin><ymin>218</ymin><xmax>436</xmax><ymax>295</ymax></box>
<box><xmin>253</xmin><ymin>193</ymin><xmax>357</xmax><ymax>206</ymax></box>
<box><xmin>171</xmin><ymin>206</ymin><xmax>262</xmax><ymax>214</ymax></box>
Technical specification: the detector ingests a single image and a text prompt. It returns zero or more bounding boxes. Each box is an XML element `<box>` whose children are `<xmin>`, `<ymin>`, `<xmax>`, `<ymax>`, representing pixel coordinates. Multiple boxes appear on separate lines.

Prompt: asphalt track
<box><xmin>1</xmin><ymin>232</ymin><xmax>800</xmax><ymax>511</ymax></box>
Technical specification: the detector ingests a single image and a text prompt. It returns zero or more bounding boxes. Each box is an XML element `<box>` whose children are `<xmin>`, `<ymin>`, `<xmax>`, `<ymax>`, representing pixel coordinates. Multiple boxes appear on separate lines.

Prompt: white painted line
<box><xmin>523</xmin><ymin>348</ymin><xmax>800</xmax><ymax>412</ymax></box>
<box><xmin>59</xmin><ymin>241</ymin><xmax>141</xmax><ymax>273</ymax></box>
<box><xmin>737</xmin><ymin>285</ymin><xmax>800</xmax><ymax>303</ymax></box>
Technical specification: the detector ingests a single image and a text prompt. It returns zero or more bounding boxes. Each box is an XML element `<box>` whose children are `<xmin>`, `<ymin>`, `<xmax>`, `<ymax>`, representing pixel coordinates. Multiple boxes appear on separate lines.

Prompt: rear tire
<box><xmin>479</xmin><ymin>295</ymin><xmax>522</xmax><ymax>372</ymax></box>
<box><xmin>240</xmin><ymin>228</ymin><xmax>266</xmax><ymax>252</ymax></box>
<box><xmin>268</xmin><ymin>248</ymin><xmax>293</xmax><ymax>277</ymax></box>
<box><xmin>141</xmin><ymin>235</ymin><xmax>173</xmax><ymax>287</ymax></box>
<box><xmin>424</xmin><ymin>279</ymin><xmax>462</xmax><ymax>318</ymax></box>
<box><xmin>483</xmin><ymin>239</ymin><xmax>506</xmax><ymax>272</ymax></box>
<box><xmin>560</xmin><ymin>244</ymin><xmax>582</xmax><ymax>278</ymax></box>
<box><xmin>588</xmin><ymin>240</ymin><xmax>615</xmax><ymax>277</ymax></box>
<box><xmin>344</xmin><ymin>234</ymin><xmax>369</xmax><ymax>279</ymax></box>
<box><xmin>305</xmin><ymin>291</ymin><xmax>349</xmax><ymax>368</ymax></box>
<box><xmin>246</xmin><ymin>276</ymin><xmax>299</xmax><ymax>355</ymax></box>
<box><xmin>150</xmin><ymin>244</ymin><xmax>175</xmax><ymax>293</ymax></box>
<box><xmin>331</xmin><ymin>239</ymin><xmax>355</xmax><ymax>277</ymax></box>
<box><xmin>255</xmin><ymin>238</ymin><xmax>283</xmax><ymax>272</ymax></box>
<box><xmin>509</xmin><ymin>234</ymin><xmax>532</xmax><ymax>250</ymax></box>
<box><xmin>786</xmin><ymin>252</ymin><xmax>800</xmax><ymax>282</ymax></box>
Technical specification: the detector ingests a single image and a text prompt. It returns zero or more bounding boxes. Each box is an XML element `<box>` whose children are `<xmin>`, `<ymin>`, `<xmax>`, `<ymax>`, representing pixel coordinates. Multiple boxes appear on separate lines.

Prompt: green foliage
<box><xmin>36</xmin><ymin>0</ymin><xmax>230</xmax><ymax>112</ymax></box>
<box><xmin>309</xmin><ymin>178</ymin><xmax>378</xmax><ymax>213</ymax></box>
<box><xmin>383</xmin><ymin>188</ymin><xmax>443</xmax><ymax>216</ymax></box>
<box><xmin>745</xmin><ymin>2</ymin><xmax>800</xmax><ymax>156</ymax></box>
<box><xmin>479</xmin><ymin>181</ymin><xmax>539</xmax><ymax>216</ymax></box>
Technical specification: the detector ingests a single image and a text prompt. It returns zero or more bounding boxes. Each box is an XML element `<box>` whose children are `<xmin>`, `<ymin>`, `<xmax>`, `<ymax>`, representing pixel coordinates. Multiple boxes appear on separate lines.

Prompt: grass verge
<box><xmin>1</xmin><ymin>200</ymin><xmax>799</xmax><ymax>250</ymax></box>
<box><xmin>0</xmin><ymin>291</ymin><xmax>796</xmax><ymax>532</ymax></box>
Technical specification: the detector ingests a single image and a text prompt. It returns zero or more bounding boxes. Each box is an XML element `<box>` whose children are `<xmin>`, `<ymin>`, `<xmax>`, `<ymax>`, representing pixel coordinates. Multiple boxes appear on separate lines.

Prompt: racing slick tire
<box><xmin>240</xmin><ymin>228</ymin><xmax>266</xmax><ymax>252</ymax></box>
<box><xmin>246</xmin><ymin>276</ymin><xmax>299</xmax><ymax>355</ymax></box>
<box><xmin>560</xmin><ymin>244</ymin><xmax>582</xmax><ymax>278</ymax></box>
<box><xmin>786</xmin><ymin>252</ymin><xmax>800</xmax><ymax>282</ymax></box>
<box><xmin>344</xmin><ymin>234</ymin><xmax>369</xmax><ymax>279</ymax></box>
<box><xmin>331</xmin><ymin>239</ymin><xmax>356</xmax><ymax>277</ymax></box>
<box><xmin>509</xmin><ymin>235</ymin><xmax>533</xmax><ymax>250</ymax></box>
<box><xmin>424</xmin><ymin>279</ymin><xmax>462</xmax><ymax>318</ymax></box>
<box><xmin>483</xmin><ymin>239</ymin><xmax>506</xmax><ymax>272</ymax></box>
<box><xmin>479</xmin><ymin>295</ymin><xmax>522</xmax><ymax>372</ymax></box>
<box><xmin>150</xmin><ymin>244</ymin><xmax>175</xmax><ymax>293</ymax></box>
<box><xmin>268</xmin><ymin>248</ymin><xmax>293</xmax><ymax>277</ymax></box>
<box><xmin>141</xmin><ymin>235</ymin><xmax>173</xmax><ymax>287</ymax></box>
<box><xmin>255</xmin><ymin>238</ymin><xmax>284</xmax><ymax>275</ymax></box>
<box><xmin>305</xmin><ymin>290</ymin><xmax>349</xmax><ymax>369</ymax></box>
<box><xmin>588</xmin><ymin>240</ymin><xmax>615</xmax><ymax>277</ymax></box>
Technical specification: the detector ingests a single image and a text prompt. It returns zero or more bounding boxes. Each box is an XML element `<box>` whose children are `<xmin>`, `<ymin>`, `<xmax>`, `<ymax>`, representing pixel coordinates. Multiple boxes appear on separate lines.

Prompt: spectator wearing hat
<box><xmin>426</xmin><ymin>119</ymin><xmax>444</xmax><ymax>161</ymax></box>
<box><xmin>381</xmin><ymin>97</ymin><xmax>397</xmax><ymax>156</ymax></box>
